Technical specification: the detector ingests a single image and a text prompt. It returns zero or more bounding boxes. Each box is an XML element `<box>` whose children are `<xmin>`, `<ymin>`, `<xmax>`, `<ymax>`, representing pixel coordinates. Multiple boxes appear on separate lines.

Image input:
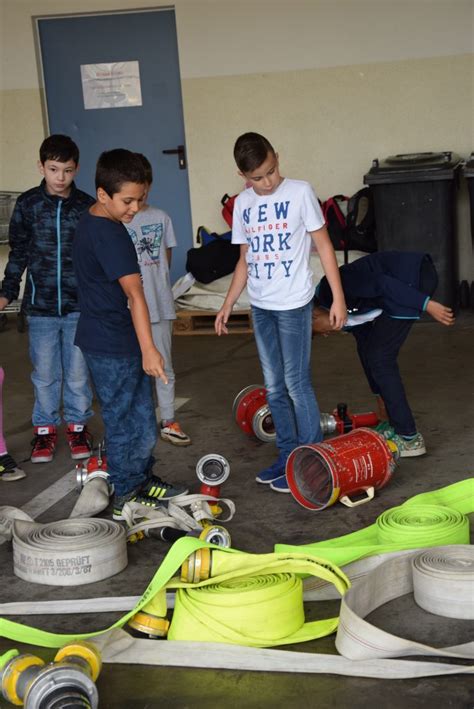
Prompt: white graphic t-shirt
<box><xmin>232</xmin><ymin>179</ymin><xmax>325</xmax><ymax>310</ymax></box>
<box><xmin>125</xmin><ymin>205</ymin><xmax>177</xmax><ymax>322</ymax></box>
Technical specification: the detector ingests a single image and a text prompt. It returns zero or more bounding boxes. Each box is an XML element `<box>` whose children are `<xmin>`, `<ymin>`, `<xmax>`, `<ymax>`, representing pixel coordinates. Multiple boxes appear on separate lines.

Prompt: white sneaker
<box><xmin>160</xmin><ymin>422</ymin><xmax>192</xmax><ymax>446</ymax></box>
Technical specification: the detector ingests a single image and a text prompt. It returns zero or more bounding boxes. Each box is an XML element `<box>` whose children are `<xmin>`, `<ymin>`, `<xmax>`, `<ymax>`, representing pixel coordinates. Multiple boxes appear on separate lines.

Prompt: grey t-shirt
<box><xmin>125</xmin><ymin>205</ymin><xmax>177</xmax><ymax>322</ymax></box>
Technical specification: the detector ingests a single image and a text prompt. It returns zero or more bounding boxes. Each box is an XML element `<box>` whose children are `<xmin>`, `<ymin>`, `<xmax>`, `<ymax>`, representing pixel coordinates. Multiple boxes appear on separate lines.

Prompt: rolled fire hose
<box><xmin>276</xmin><ymin>477</ymin><xmax>473</xmax><ymax>570</ymax></box>
<box><xmin>92</xmin><ymin>544</ymin><xmax>474</xmax><ymax>678</ymax></box>
<box><xmin>335</xmin><ymin>544</ymin><xmax>474</xmax><ymax>660</ymax></box>
<box><xmin>0</xmin><ymin>537</ymin><xmax>349</xmax><ymax>648</ymax></box>
<box><xmin>0</xmin><ymin>479</ymin><xmax>471</xmax><ymax>663</ymax></box>
<box><xmin>1</xmin><ymin>546</ymin><xmax>472</xmax><ymax>679</ymax></box>
<box><xmin>12</xmin><ymin>518</ymin><xmax>127</xmax><ymax>586</ymax></box>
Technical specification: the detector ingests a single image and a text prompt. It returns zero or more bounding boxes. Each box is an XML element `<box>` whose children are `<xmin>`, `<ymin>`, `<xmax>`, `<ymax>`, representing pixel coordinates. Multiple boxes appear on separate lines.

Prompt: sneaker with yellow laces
<box><xmin>160</xmin><ymin>421</ymin><xmax>192</xmax><ymax>446</ymax></box>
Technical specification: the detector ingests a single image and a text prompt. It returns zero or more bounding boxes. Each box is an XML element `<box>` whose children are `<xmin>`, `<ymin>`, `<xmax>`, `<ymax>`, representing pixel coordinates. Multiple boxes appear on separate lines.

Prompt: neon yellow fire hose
<box><xmin>0</xmin><ymin>478</ymin><xmax>471</xmax><ymax>652</ymax></box>
<box><xmin>275</xmin><ymin>478</ymin><xmax>473</xmax><ymax>564</ymax></box>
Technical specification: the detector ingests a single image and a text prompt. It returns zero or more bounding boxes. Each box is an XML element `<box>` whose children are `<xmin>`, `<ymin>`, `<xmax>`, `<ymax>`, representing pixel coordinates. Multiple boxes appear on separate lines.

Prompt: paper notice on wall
<box><xmin>80</xmin><ymin>61</ymin><xmax>142</xmax><ymax>110</ymax></box>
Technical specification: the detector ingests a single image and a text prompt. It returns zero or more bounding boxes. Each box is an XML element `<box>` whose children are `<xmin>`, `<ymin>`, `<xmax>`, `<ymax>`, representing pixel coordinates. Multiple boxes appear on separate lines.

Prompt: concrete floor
<box><xmin>0</xmin><ymin>312</ymin><xmax>473</xmax><ymax>708</ymax></box>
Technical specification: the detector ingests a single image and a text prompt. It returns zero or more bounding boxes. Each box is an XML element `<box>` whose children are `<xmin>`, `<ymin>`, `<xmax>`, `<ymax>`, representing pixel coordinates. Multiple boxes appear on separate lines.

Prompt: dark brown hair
<box><xmin>233</xmin><ymin>132</ymin><xmax>276</xmax><ymax>173</ymax></box>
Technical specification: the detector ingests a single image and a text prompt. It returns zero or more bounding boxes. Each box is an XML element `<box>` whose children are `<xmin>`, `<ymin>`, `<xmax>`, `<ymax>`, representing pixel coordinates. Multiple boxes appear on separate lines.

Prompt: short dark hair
<box><xmin>39</xmin><ymin>134</ymin><xmax>79</xmax><ymax>165</ymax></box>
<box><xmin>233</xmin><ymin>132</ymin><xmax>276</xmax><ymax>173</ymax></box>
<box><xmin>134</xmin><ymin>153</ymin><xmax>153</xmax><ymax>184</ymax></box>
<box><xmin>95</xmin><ymin>149</ymin><xmax>147</xmax><ymax>197</ymax></box>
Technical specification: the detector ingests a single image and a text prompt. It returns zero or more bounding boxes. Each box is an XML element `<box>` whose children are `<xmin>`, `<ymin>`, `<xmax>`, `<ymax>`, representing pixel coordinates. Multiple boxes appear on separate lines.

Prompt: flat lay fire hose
<box><xmin>0</xmin><ymin>479</ymin><xmax>471</xmax><ymax>680</ymax></box>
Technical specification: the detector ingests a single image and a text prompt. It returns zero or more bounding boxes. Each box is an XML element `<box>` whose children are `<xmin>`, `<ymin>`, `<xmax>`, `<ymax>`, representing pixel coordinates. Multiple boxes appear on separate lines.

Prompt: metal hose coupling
<box><xmin>75</xmin><ymin>444</ymin><xmax>109</xmax><ymax>491</ymax></box>
<box><xmin>190</xmin><ymin>499</ymin><xmax>232</xmax><ymax>548</ymax></box>
<box><xmin>0</xmin><ymin>641</ymin><xmax>101</xmax><ymax>708</ymax></box>
<box><xmin>181</xmin><ymin>547</ymin><xmax>213</xmax><ymax>584</ymax></box>
<box><xmin>195</xmin><ymin>454</ymin><xmax>230</xmax><ymax>498</ymax></box>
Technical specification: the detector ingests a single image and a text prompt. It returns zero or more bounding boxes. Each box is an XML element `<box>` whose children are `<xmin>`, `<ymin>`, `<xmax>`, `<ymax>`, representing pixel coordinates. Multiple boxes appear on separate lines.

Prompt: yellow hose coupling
<box><xmin>0</xmin><ymin>641</ymin><xmax>101</xmax><ymax>708</ymax></box>
<box><xmin>128</xmin><ymin>612</ymin><xmax>170</xmax><ymax>638</ymax></box>
<box><xmin>1</xmin><ymin>654</ymin><xmax>45</xmax><ymax>706</ymax></box>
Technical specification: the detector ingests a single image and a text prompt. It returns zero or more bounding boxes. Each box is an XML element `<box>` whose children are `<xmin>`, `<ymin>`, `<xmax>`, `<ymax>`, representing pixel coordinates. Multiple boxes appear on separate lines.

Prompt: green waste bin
<box><xmin>364</xmin><ymin>151</ymin><xmax>461</xmax><ymax>307</ymax></box>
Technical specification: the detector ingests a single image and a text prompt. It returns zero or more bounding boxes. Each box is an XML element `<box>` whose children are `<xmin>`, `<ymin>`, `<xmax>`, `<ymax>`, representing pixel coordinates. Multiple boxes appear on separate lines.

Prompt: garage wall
<box><xmin>1</xmin><ymin>0</ymin><xmax>473</xmax><ymax>278</ymax></box>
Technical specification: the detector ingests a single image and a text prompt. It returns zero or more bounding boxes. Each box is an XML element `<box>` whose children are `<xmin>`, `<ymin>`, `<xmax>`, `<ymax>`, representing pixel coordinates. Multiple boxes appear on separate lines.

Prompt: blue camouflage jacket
<box><xmin>0</xmin><ymin>180</ymin><xmax>94</xmax><ymax>316</ymax></box>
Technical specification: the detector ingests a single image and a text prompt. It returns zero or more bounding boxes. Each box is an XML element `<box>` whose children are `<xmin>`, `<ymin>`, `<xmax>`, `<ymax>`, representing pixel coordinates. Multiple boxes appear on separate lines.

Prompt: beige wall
<box><xmin>1</xmin><ymin>0</ymin><xmax>473</xmax><ymax>278</ymax></box>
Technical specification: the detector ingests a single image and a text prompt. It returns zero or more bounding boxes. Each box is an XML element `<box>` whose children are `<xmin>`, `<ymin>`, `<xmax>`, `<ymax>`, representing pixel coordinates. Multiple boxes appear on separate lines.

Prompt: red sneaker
<box><xmin>66</xmin><ymin>424</ymin><xmax>92</xmax><ymax>460</ymax></box>
<box><xmin>31</xmin><ymin>425</ymin><xmax>57</xmax><ymax>463</ymax></box>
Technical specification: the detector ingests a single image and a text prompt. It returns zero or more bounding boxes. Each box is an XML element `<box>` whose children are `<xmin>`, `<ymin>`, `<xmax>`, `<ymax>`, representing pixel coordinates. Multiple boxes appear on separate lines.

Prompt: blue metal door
<box><xmin>37</xmin><ymin>9</ymin><xmax>192</xmax><ymax>284</ymax></box>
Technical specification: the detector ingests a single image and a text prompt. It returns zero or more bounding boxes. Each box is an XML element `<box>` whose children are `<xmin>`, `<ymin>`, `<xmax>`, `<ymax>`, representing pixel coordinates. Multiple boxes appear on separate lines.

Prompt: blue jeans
<box><xmin>352</xmin><ymin>314</ymin><xmax>417</xmax><ymax>436</ymax></box>
<box><xmin>28</xmin><ymin>314</ymin><xmax>93</xmax><ymax>427</ymax></box>
<box><xmin>83</xmin><ymin>352</ymin><xmax>157</xmax><ymax>496</ymax></box>
<box><xmin>251</xmin><ymin>302</ymin><xmax>322</xmax><ymax>458</ymax></box>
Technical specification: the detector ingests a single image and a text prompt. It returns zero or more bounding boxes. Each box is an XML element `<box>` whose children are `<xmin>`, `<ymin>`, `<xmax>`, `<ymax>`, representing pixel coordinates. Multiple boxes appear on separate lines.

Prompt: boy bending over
<box><xmin>312</xmin><ymin>251</ymin><xmax>454</xmax><ymax>456</ymax></box>
<box><xmin>73</xmin><ymin>149</ymin><xmax>188</xmax><ymax>520</ymax></box>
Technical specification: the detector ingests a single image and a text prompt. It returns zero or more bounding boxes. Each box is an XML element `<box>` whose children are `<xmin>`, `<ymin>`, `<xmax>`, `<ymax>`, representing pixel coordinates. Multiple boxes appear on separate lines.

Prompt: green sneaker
<box><xmin>389</xmin><ymin>432</ymin><xmax>426</xmax><ymax>458</ymax></box>
<box><xmin>375</xmin><ymin>421</ymin><xmax>395</xmax><ymax>438</ymax></box>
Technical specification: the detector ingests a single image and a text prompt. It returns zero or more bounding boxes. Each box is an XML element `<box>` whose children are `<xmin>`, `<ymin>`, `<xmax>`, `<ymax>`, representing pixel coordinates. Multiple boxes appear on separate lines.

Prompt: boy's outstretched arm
<box><xmin>215</xmin><ymin>244</ymin><xmax>249</xmax><ymax>335</ymax></box>
<box><xmin>311</xmin><ymin>226</ymin><xmax>347</xmax><ymax>329</ymax></box>
<box><xmin>425</xmin><ymin>299</ymin><xmax>455</xmax><ymax>326</ymax></box>
<box><xmin>118</xmin><ymin>273</ymin><xmax>168</xmax><ymax>382</ymax></box>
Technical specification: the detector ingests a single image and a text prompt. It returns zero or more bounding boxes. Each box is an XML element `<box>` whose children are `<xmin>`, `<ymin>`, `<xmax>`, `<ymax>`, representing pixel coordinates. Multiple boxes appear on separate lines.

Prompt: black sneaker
<box><xmin>112</xmin><ymin>477</ymin><xmax>189</xmax><ymax>521</ymax></box>
<box><xmin>0</xmin><ymin>453</ymin><xmax>26</xmax><ymax>482</ymax></box>
<box><xmin>139</xmin><ymin>476</ymin><xmax>189</xmax><ymax>502</ymax></box>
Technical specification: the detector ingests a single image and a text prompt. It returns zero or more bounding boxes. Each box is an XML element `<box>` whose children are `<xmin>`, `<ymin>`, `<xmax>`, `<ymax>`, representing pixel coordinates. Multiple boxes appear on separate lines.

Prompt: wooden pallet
<box><xmin>173</xmin><ymin>309</ymin><xmax>253</xmax><ymax>336</ymax></box>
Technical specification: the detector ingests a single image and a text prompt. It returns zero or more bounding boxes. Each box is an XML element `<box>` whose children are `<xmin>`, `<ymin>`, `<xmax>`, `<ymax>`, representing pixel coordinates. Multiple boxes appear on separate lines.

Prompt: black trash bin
<box><xmin>364</xmin><ymin>151</ymin><xmax>461</xmax><ymax>307</ymax></box>
<box><xmin>464</xmin><ymin>153</ymin><xmax>474</xmax><ymax>240</ymax></box>
<box><xmin>462</xmin><ymin>153</ymin><xmax>474</xmax><ymax>308</ymax></box>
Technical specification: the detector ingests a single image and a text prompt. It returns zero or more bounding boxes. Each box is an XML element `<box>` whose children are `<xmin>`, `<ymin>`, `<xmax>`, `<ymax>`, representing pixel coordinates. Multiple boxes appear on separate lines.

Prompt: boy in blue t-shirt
<box><xmin>312</xmin><ymin>251</ymin><xmax>455</xmax><ymax>457</ymax></box>
<box><xmin>73</xmin><ymin>149</ymin><xmax>188</xmax><ymax>519</ymax></box>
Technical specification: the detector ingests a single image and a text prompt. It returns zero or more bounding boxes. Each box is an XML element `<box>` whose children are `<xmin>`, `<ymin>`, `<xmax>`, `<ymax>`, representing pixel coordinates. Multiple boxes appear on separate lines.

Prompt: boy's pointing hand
<box><xmin>143</xmin><ymin>347</ymin><xmax>168</xmax><ymax>384</ymax></box>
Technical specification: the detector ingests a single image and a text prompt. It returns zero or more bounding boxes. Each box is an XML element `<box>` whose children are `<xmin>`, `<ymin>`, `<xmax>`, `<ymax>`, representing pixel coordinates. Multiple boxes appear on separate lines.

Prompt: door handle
<box><xmin>162</xmin><ymin>144</ymin><xmax>186</xmax><ymax>170</ymax></box>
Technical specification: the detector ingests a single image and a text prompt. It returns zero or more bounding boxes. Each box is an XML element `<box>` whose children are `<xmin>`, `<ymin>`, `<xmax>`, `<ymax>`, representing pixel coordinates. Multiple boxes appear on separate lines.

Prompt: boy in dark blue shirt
<box><xmin>73</xmin><ymin>149</ymin><xmax>188</xmax><ymax>519</ymax></box>
<box><xmin>312</xmin><ymin>251</ymin><xmax>455</xmax><ymax>457</ymax></box>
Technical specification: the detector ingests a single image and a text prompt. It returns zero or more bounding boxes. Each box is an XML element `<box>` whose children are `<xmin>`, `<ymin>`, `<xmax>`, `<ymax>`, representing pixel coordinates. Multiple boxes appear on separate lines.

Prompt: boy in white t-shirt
<box><xmin>215</xmin><ymin>132</ymin><xmax>347</xmax><ymax>492</ymax></box>
<box><xmin>125</xmin><ymin>154</ymin><xmax>191</xmax><ymax>446</ymax></box>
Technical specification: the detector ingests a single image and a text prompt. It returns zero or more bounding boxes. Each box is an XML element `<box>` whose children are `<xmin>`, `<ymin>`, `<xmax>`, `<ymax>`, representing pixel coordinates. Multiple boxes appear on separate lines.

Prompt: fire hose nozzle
<box><xmin>1</xmin><ymin>641</ymin><xmax>101</xmax><ymax>709</ymax></box>
<box><xmin>196</xmin><ymin>454</ymin><xmax>230</xmax><ymax>497</ymax></box>
<box><xmin>196</xmin><ymin>454</ymin><xmax>230</xmax><ymax>486</ymax></box>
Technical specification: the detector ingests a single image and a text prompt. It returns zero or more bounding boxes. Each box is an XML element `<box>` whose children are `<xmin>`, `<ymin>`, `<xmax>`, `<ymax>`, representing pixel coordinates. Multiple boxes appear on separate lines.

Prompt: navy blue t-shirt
<box><xmin>73</xmin><ymin>211</ymin><xmax>141</xmax><ymax>356</ymax></box>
